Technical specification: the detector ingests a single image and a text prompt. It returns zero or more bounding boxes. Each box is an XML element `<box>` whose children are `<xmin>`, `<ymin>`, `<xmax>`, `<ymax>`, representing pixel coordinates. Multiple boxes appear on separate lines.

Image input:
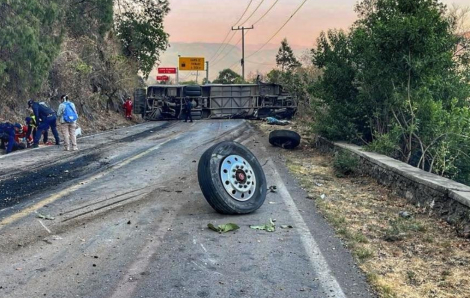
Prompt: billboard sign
<box><xmin>158</xmin><ymin>67</ymin><xmax>177</xmax><ymax>74</ymax></box>
<box><xmin>179</xmin><ymin>57</ymin><xmax>205</xmax><ymax>71</ymax></box>
<box><xmin>157</xmin><ymin>75</ymin><xmax>170</xmax><ymax>81</ymax></box>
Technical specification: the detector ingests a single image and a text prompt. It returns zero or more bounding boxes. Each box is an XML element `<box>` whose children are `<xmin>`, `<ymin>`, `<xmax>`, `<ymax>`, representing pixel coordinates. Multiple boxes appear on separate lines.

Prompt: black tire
<box><xmin>198</xmin><ymin>141</ymin><xmax>267</xmax><ymax>214</ymax></box>
<box><xmin>269</xmin><ymin>130</ymin><xmax>301</xmax><ymax>149</ymax></box>
<box><xmin>191</xmin><ymin>110</ymin><xmax>202</xmax><ymax>120</ymax></box>
<box><xmin>184</xmin><ymin>91</ymin><xmax>202</xmax><ymax>97</ymax></box>
<box><xmin>184</xmin><ymin>85</ymin><xmax>202</xmax><ymax>97</ymax></box>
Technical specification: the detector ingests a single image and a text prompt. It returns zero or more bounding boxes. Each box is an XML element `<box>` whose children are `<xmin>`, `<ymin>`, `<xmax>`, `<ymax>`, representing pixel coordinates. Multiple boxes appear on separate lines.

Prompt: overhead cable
<box><xmin>239</xmin><ymin>0</ymin><xmax>266</xmax><ymax>26</ymax></box>
<box><xmin>252</xmin><ymin>0</ymin><xmax>279</xmax><ymax>26</ymax></box>
<box><xmin>208</xmin><ymin>0</ymin><xmax>254</xmax><ymax>62</ymax></box>
<box><xmin>245</xmin><ymin>0</ymin><xmax>308</xmax><ymax>59</ymax></box>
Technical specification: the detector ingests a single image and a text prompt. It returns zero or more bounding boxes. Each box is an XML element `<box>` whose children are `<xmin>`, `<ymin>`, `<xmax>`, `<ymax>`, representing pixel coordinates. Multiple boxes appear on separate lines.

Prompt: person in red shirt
<box><xmin>123</xmin><ymin>98</ymin><xmax>133</xmax><ymax>120</ymax></box>
<box><xmin>14</xmin><ymin>125</ymin><xmax>33</xmax><ymax>144</ymax></box>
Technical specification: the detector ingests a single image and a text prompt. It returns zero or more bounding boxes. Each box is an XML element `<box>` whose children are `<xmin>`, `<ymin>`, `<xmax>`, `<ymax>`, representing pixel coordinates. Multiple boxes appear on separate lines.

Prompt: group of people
<box><xmin>0</xmin><ymin>95</ymin><xmax>79</xmax><ymax>155</ymax></box>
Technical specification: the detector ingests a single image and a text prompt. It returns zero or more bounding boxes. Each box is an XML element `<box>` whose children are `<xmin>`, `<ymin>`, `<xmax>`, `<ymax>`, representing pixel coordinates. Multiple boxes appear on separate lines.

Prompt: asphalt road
<box><xmin>0</xmin><ymin>120</ymin><xmax>375</xmax><ymax>298</ymax></box>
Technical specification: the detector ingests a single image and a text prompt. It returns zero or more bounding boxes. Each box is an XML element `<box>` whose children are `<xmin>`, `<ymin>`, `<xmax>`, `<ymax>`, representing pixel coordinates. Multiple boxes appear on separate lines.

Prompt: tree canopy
<box><xmin>312</xmin><ymin>0</ymin><xmax>470</xmax><ymax>183</ymax></box>
<box><xmin>213</xmin><ymin>69</ymin><xmax>244</xmax><ymax>84</ymax></box>
<box><xmin>276</xmin><ymin>38</ymin><xmax>301</xmax><ymax>72</ymax></box>
<box><xmin>0</xmin><ymin>0</ymin><xmax>64</xmax><ymax>93</ymax></box>
<box><xmin>115</xmin><ymin>0</ymin><xmax>170</xmax><ymax>79</ymax></box>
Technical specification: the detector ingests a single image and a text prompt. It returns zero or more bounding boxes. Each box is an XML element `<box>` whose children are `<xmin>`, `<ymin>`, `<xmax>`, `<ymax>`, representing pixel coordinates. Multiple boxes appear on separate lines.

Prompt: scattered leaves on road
<box><xmin>250</xmin><ymin>219</ymin><xmax>276</xmax><ymax>232</ymax></box>
<box><xmin>208</xmin><ymin>223</ymin><xmax>240</xmax><ymax>233</ymax></box>
<box><xmin>36</xmin><ymin>213</ymin><xmax>54</xmax><ymax>220</ymax></box>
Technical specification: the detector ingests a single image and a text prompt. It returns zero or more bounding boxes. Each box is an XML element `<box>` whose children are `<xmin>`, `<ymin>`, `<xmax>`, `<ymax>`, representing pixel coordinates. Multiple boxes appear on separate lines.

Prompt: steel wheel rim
<box><xmin>220</xmin><ymin>155</ymin><xmax>257</xmax><ymax>202</ymax></box>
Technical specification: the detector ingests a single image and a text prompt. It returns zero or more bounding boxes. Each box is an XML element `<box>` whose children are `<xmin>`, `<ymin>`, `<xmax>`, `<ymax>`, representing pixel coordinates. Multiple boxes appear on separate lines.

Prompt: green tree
<box><xmin>213</xmin><ymin>69</ymin><xmax>244</xmax><ymax>84</ymax></box>
<box><xmin>0</xmin><ymin>0</ymin><xmax>64</xmax><ymax>93</ymax></box>
<box><xmin>115</xmin><ymin>0</ymin><xmax>170</xmax><ymax>79</ymax></box>
<box><xmin>276</xmin><ymin>38</ymin><xmax>301</xmax><ymax>72</ymax></box>
<box><xmin>66</xmin><ymin>0</ymin><xmax>114</xmax><ymax>37</ymax></box>
<box><xmin>312</xmin><ymin>0</ymin><xmax>470</xmax><ymax>183</ymax></box>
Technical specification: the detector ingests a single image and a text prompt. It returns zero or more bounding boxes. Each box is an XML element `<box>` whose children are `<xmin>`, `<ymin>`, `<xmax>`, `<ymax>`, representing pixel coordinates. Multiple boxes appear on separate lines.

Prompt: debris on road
<box><xmin>266</xmin><ymin>117</ymin><xmax>289</xmax><ymax>126</ymax></box>
<box><xmin>37</xmin><ymin>213</ymin><xmax>55</xmax><ymax>220</ymax></box>
<box><xmin>268</xmin><ymin>185</ymin><xmax>278</xmax><ymax>193</ymax></box>
<box><xmin>207</xmin><ymin>223</ymin><xmax>240</xmax><ymax>233</ymax></box>
<box><xmin>280</xmin><ymin>225</ymin><xmax>294</xmax><ymax>229</ymax></box>
<box><xmin>250</xmin><ymin>219</ymin><xmax>276</xmax><ymax>232</ymax></box>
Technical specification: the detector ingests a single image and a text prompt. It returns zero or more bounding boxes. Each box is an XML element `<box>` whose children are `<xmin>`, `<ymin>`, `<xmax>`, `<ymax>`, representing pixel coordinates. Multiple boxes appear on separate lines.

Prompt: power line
<box><xmin>210</xmin><ymin>31</ymin><xmax>239</xmax><ymax>64</ymax></box>
<box><xmin>211</xmin><ymin>0</ymin><xmax>280</xmax><ymax>68</ymax></box>
<box><xmin>211</xmin><ymin>35</ymin><xmax>243</xmax><ymax>67</ymax></box>
<box><xmin>239</xmin><ymin>0</ymin><xmax>266</xmax><ymax>26</ymax></box>
<box><xmin>233</xmin><ymin>0</ymin><xmax>255</xmax><ymax>27</ymax></box>
<box><xmin>208</xmin><ymin>0</ymin><xmax>254</xmax><ymax>62</ymax></box>
<box><xmin>253</xmin><ymin>0</ymin><xmax>280</xmax><ymax>26</ymax></box>
<box><xmin>245</xmin><ymin>0</ymin><xmax>309</xmax><ymax>60</ymax></box>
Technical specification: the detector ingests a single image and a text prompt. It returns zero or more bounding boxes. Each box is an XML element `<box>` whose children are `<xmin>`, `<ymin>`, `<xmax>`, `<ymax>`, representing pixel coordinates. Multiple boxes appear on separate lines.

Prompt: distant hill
<box><xmin>149</xmin><ymin>42</ymin><xmax>307</xmax><ymax>84</ymax></box>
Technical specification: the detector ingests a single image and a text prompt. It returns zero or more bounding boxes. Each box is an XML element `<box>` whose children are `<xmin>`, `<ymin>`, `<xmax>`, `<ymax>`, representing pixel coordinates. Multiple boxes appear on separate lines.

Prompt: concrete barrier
<box><xmin>315</xmin><ymin>137</ymin><xmax>470</xmax><ymax>238</ymax></box>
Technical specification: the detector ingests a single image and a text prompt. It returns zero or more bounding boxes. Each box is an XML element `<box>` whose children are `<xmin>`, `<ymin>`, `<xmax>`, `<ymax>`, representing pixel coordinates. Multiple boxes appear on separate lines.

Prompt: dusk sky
<box><xmin>164</xmin><ymin>0</ymin><xmax>470</xmax><ymax>49</ymax></box>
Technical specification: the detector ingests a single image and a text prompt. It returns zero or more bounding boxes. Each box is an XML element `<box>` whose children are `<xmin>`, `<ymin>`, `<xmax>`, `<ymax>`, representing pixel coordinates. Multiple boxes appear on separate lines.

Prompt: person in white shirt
<box><xmin>57</xmin><ymin>95</ymin><xmax>79</xmax><ymax>151</ymax></box>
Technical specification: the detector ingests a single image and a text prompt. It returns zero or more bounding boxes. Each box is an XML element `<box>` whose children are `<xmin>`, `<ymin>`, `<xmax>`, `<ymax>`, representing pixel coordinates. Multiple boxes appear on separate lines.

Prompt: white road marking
<box><xmin>268</xmin><ymin>158</ymin><xmax>347</xmax><ymax>297</ymax></box>
<box><xmin>37</xmin><ymin>219</ymin><xmax>52</xmax><ymax>234</ymax></box>
<box><xmin>200</xmin><ymin>243</ymin><xmax>207</xmax><ymax>252</ymax></box>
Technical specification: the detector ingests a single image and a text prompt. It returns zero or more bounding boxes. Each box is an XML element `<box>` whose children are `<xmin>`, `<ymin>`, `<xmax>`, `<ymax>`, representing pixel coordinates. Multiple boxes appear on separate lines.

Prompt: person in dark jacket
<box><xmin>25</xmin><ymin>115</ymin><xmax>48</xmax><ymax>147</ymax></box>
<box><xmin>28</xmin><ymin>99</ymin><xmax>60</xmax><ymax>148</ymax></box>
<box><xmin>0</xmin><ymin>123</ymin><xmax>25</xmax><ymax>154</ymax></box>
<box><xmin>184</xmin><ymin>99</ymin><xmax>193</xmax><ymax>123</ymax></box>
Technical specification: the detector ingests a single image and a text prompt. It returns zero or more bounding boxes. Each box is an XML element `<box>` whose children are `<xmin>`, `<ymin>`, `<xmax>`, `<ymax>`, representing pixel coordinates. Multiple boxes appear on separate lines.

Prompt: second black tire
<box><xmin>269</xmin><ymin>130</ymin><xmax>301</xmax><ymax>149</ymax></box>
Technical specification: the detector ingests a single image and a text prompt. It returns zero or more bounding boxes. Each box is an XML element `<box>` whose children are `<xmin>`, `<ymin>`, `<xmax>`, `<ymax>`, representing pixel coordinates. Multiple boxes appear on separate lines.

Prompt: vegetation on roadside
<box><xmin>311</xmin><ymin>0</ymin><xmax>470</xmax><ymax>185</ymax></box>
<box><xmin>332</xmin><ymin>151</ymin><xmax>359</xmax><ymax>177</ymax></box>
<box><xmin>267</xmin><ymin>0</ymin><xmax>470</xmax><ymax>186</ymax></box>
<box><xmin>213</xmin><ymin>68</ymin><xmax>245</xmax><ymax>84</ymax></box>
<box><xmin>0</xmin><ymin>0</ymin><xmax>170</xmax><ymax>130</ymax></box>
<box><xmin>255</xmin><ymin>120</ymin><xmax>470</xmax><ymax>298</ymax></box>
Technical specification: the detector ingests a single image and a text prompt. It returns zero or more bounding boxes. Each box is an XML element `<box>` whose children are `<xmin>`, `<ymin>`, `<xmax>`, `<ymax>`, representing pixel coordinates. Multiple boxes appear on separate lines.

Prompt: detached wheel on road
<box><xmin>198</xmin><ymin>141</ymin><xmax>267</xmax><ymax>214</ymax></box>
<box><xmin>269</xmin><ymin>130</ymin><xmax>301</xmax><ymax>149</ymax></box>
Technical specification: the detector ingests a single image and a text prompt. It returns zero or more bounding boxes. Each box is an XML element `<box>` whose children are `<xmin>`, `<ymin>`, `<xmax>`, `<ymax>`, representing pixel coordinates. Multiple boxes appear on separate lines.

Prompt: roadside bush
<box><xmin>333</xmin><ymin>150</ymin><xmax>359</xmax><ymax>177</ymax></box>
<box><xmin>311</xmin><ymin>0</ymin><xmax>470</xmax><ymax>185</ymax></box>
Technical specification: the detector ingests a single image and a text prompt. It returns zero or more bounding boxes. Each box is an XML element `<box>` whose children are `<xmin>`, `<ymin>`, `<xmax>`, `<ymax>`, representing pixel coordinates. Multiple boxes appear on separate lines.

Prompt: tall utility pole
<box><xmin>205</xmin><ymin>61</ymin><xmax>209</xmax><ymax>84</ymax></box>
<box><xmin>176</xmin><ymin>55</ymin><xmax>180</xmax><ymax>84</ymax></box>
<box><xmin>231</xmin><ymin>26</ymin><xmax>254</xmax><ymax>81</ymax></box>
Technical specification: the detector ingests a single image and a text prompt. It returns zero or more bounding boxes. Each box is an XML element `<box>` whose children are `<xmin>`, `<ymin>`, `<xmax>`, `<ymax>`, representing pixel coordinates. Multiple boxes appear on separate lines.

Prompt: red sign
<box><xmin>158</xmin><ymin>67</ymin><xmax>177</xmax><ymax>74</ymax></box>
<box><xmin>157</xmin><ymin>75</ymin><xmax>169</xmax><ymax>81</ymax></box>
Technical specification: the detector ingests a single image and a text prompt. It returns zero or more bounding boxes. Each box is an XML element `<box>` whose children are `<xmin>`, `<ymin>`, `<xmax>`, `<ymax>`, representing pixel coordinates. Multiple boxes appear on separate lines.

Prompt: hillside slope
<box><xmin>0</xmin><ymin>1</ymin><xmax>145</xmax><ymax>134</ymax></box>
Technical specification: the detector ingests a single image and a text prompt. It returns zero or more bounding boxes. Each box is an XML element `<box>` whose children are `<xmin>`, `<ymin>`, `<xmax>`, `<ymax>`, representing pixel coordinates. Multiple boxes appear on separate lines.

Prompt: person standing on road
<box><xmin>57</xmin><ymin>95</ymin><xmax>79</xmax><ymax>151</ymax></box>
<box><xmin>28</xmin><ymin>99</ymin><xmax>60</xmax><ymax>148</ymax></box>
<box><xmin>123</xmin><ymin>97</ymin><xmax>133</xmax><ymax>120</ymax></box>
<box><xmin>184</xmin><ymin>98</ymin><xmax>193</xmax><ymax>123</ymax></box>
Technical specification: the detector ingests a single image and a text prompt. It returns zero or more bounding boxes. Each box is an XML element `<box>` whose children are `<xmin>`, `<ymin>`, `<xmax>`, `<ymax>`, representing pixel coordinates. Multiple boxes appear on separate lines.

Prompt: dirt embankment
<box><xmin>0</xmin><ymin>33</ymin><xmax>144</xmax><ymax>135</ymax></box>
<box><xmin>253</xmin><ymin>120</ymin><xmax>470</xmax><ymax>298</ymax></box>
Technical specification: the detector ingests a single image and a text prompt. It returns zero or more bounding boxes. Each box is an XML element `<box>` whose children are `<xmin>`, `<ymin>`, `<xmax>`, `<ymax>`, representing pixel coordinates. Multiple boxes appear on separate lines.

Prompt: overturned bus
<box><xmin>133</xmin><ymin>83</ymin><xmax>297</xmax><ymax>121</ymax></box>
